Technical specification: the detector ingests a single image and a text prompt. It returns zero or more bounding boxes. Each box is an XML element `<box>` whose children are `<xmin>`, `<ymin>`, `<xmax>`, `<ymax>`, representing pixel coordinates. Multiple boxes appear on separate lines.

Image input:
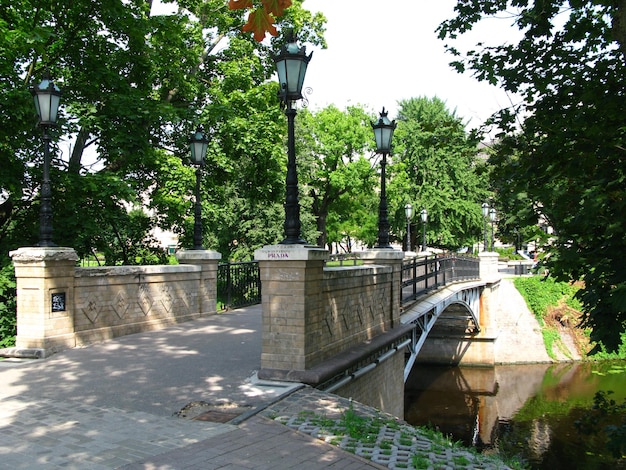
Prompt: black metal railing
<box><xmin>401</xmin><ymin>253</ymin><xmax>479</xmax><ymax>306</ymax></box>
<box><xmin>217</xmin><ymin>261</ymin><xmax>261</xmax><ymax>310</ymax></box>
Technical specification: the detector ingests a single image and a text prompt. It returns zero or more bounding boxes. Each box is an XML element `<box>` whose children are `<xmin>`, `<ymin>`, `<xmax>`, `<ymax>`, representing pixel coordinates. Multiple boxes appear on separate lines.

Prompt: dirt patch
<box><xmin>175</xmin><ymin>401</ymin><xmax>253</xmax><ymax>422</ymax></box>
<box><xmin>545</xmin><ymin>303</ymin><xmax>591</xmax><ymax>359</ymax></box>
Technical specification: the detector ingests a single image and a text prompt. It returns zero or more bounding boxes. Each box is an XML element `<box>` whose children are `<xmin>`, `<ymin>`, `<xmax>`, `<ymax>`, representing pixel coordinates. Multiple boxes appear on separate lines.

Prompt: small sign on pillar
<box><xmin>51</xmin><ymin>292</ymin><xmax>66</xmax><ymax>312</ymax></box>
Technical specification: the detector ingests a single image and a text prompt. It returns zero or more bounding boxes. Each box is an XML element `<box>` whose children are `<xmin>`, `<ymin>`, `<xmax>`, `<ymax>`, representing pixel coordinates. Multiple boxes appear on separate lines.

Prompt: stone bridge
<box><xmin>8</xmin><ymin>243</ymin><xmax>501</xmax><ymax>418</ymax></box>
<box><xmin>255</xmin><ymin>246</ymin><xmax>501</xmax><ymax>418</ymax></box>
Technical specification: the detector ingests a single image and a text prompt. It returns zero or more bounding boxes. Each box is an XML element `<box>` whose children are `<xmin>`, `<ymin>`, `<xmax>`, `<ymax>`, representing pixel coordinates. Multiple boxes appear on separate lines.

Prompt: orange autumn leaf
<box><xmin>242</xmin><ymin>8</ymin><xmax>278</xmax><ymax>42</ymax></box>
<box><xmin>261</xmin><ymin>0</ymin><xmax>292</xmax><ymax>17</ymax></box>
<box><xmin>228</xmin><ymin>0</ymin><xmax>254</xmax><ymax>10</ymax></box>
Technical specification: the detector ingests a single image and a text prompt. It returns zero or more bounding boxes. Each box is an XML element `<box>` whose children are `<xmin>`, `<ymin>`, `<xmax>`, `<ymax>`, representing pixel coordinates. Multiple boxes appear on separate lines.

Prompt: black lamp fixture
<box><xmin>489</xmin><ymin>207</ymin><xmax>497</xmax><ymax>251</ymax></box>
<box><xmin>372</xmin><ymin>108</ymin><xmax>396</xmax><ymax>249</ymax></box>
<box><xmin>420</xmin><ymin>208</ymin><xmax>428</xmax><ymax>252</ymax></box>
<box><xmin>404</xmin><ymin>203</ymin><xmax>413</xmax><ymax>251</ymax></box>
<box><xmin>481</xmin><ymin>202</ymin><xmax>489</xmax><ymax>252</ymax></box>
<box><xmin>31</xmin><ymin>73</ymin><xmax>62</xmax><ymax>247</ymax></box>
<box><xmin>273</xmin><ymin>30</ymin><xmax>312</xmax><ymax>245</ymax></box>
<box><xmin>189</xmin><ymin>127</ymin><xmax>208</xmax><ymax>250</ymax></box>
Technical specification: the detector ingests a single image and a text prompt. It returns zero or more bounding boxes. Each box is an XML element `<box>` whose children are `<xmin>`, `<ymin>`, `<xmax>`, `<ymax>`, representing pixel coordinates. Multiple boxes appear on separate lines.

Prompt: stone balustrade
<box><xmin>8</xmin><ymin>247</ymin><xmax>220</xmax><ymax>357</ymax></box>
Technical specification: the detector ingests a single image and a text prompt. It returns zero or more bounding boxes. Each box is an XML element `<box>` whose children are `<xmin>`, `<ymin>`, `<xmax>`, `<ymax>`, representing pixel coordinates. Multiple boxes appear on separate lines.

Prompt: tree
<box><xmin>0</xmin><ymin>0</ymin><xmax>326</xmax><ymax>263</ymax></box>
<box><xmin>439</xmin><ymin>2</ymin><xmax>626</xmax><ymax>351</ymax></box>
<box><xmin>296</xmin><ymin>105</ymin><xmax>377</xmax><ymax>249</ymax></box>
<box><xmin>389</xmin><ymin>97</ymin><xmax>488</xmax><ymax>251</ymax></box>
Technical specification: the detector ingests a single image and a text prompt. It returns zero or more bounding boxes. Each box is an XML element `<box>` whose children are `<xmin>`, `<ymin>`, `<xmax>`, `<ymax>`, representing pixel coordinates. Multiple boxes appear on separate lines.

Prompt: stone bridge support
<box><xmin>255</xmin><ymin>245</ymin><xmax>408</xmax><ymax>417</ymax></box>
<box><xmin>7</xmin><ymin>246</ymin><xmax>221</xmax><ymax>358</ymax></box>
<box><xmin>10</xmin><ymin>247</ymin><xmax>79</xmax><ymax>356</ymax></box>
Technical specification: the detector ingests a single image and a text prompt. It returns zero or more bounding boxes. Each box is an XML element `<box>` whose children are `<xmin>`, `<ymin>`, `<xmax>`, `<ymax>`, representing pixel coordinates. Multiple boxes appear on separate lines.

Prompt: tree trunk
<box><xmin>316</xmin><ymin>212</ymin><xmax>327</xmax><ymax>248</ymax></box>
<box><xmin>69</xmin><ymin>127</ymin><xmax>90</xmax><ymax>174</ymax></box>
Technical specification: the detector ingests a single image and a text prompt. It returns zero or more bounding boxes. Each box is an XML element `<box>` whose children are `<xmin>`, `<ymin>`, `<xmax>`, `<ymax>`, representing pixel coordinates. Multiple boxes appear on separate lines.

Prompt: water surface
<box><xmin>404</xmin><ymin>362</ymin><xmax>626</xmax><ymax>469</ymax></box>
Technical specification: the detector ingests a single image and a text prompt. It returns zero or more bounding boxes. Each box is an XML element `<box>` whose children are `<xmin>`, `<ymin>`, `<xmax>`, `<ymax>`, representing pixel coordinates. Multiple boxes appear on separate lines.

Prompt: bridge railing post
<box><xmin>10</xmin><ymin>247</ymin><xmax>79</xmax><ymax>356</ymax></box>
<box><xmin>479</xmin><ymin>252</ymin><xmax>500</xmax><ymax>281</ymax></box>
<box><xmin>177</xmin><ymin>249</ymin><xmax>222</xmax><ymax>316</ymax></box>
<box><xmin>254</xmin><ymin>245</ymin><xmax>328</xmax><ymax>372</ymax></box>
<box><xmin>441</xmin><ymin>255</ymin><xmax>445</xmax><ymax>286</ymax></box>
<box><xmin>412</xmin><ymin>257</ymin><xmax>418</xmax><ymax>298</ymax></box>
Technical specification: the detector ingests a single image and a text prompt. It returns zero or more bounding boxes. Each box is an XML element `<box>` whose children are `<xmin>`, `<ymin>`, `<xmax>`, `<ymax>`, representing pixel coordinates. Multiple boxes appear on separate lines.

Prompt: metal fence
<box><xmin>401</xmin><ymin>253</ymin><xmax>479</xmax><ymax>306</ymax></box>
<box><xmin>217</xmin><ymin>261</ymin><xmax>261</xmax><ymax>310</ymax></box>
<box><xmin>215</xmin><ymin>254</ymin><xmax>478</xmax><ymax>311</ymax></box>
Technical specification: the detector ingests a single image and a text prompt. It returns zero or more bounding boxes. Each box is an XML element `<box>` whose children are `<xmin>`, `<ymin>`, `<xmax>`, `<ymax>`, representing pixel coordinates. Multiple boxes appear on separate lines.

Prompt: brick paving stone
<box><xmin>0</xmin><ymin>305</ymin><xmax>514</xmax><ymax>470</ymax></box>
<box><xmin>120</xmin><ymin>415</ymin><xmax>385</xmax><ymax>470</ymax></box>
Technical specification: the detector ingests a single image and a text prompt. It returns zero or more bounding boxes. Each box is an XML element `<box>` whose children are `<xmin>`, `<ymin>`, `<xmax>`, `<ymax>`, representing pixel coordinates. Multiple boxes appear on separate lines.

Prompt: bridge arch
<box><xmin>401</xmin><ymin>282</ymin><xmax>485</xmax><ymax>382</ymax></box>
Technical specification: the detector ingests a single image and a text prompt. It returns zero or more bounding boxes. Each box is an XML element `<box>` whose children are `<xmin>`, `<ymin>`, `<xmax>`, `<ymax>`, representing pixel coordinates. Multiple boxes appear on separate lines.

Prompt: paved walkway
<box><xmin>0</xmin><ymin>298</ymin><xmax>514</xmax><ymax>469</ymax></box>
<box><xmin>0</xmin><ymin>305</ymin><xmax>386</xmax><ymax>469</ymax></box>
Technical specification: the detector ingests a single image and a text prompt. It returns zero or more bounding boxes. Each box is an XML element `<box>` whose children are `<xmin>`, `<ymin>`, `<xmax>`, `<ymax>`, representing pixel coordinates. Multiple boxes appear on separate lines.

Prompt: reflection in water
<box><xmin>404</xmin><ymin>362</ymin><xmax>626</xmax><ymax>469</ymax></box>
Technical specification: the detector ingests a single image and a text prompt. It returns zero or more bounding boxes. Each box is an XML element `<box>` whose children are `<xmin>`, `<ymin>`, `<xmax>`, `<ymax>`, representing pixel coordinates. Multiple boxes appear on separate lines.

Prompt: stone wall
<box><xmin>333</xmin><ymin>352</ymin><xmax>405</xmax><ymax>419</ymax></box>
<box><xmin>255</xmin><ymin>245</ymin><xmax>404</xmax><ymax>373</ymax></box>
<box><xmin>255</xmin><ymin>245</ymin><xmax>407</xmax><ymax>416</ymax></box>
<box><xmin>8</xmin><ymin>247</ymin><xmax>220</xmax><ymax>357</ymax></box>
<box><xmin>312</xmin><ymin>265</ymin><xmax>395</xmax><ymax>366</ymax></box>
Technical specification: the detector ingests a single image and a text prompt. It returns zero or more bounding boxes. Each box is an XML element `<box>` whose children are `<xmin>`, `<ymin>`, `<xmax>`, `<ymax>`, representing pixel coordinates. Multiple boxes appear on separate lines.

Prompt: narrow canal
<box><xmin>404</xmin><ymin>361</ymin><xmax>626</xmax><ymax>469</ymax></box>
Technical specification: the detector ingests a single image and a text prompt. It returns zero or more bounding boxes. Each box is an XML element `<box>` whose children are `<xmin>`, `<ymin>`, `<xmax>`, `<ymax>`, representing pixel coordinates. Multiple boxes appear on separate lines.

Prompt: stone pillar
<box><xmin>176</xmin><ymin>249</ymin><xmax>221</xmax><ymax>315</ymax></box>
<box><xmin>359</xmin><ymin>249</ymin><xmax>405</xmax><ymax>327</ymax></box>
<box><xmin>479</xmin><ymin>251</ymin><xmax>500</xmax><ymax>281</ymax></box>
<box><xmin>254</xmin><ymin>244</ymin><xmax>328</xmax><ymax>373</ymax></box>
<box><xmin>9</xmin><ymin>247</ymin><xmax>79</xmax><ymax>357</ymax></box>
<box><xmin>477</xmin><ymin>252</ymin><xmax>500</xmax><ymax>356</ymax></box>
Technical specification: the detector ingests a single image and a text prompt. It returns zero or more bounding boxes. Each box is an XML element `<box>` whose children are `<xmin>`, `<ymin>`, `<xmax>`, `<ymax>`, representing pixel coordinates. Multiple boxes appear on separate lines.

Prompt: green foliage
<box><xmin>0</xmin><ymin>0</ymin><xmax>326</xmax><ymax>266</ymax></box>
<box><xmin>513</xmin><ymin>276</ymin><xmax>580</xmax><ymax>320</ymax></box>
<box><xmin>296</xmin><ymin>105</ymin><xmax>377</xmax><ymax>249</ymax></box>
<box><xmin>0</xmin><ymin>262</ymin><xmax>16</xmax><ymax>348</ymax></box>
<box><xmin>390</xmin><ymin>97</ymin><xmax>489</xmax><ymax>251</ymax></box>
<box><xmin>575</xmin><ymin>390</ymin><xmax>626</xmax><ymax>460</ymax></box>
<box><xmin>590</xmin><ymin>332</ymin><xmax>626</xmax><ymax>360</ymax></box>
<box><xmin>495</xmin><ymin>246</ymin><xmax>524</xmax><ymax>261</ymax></box>
<box><xmin>541</xmin><ymin>329</ymin><xmax>560</xmax><ymax>361</ymax></box>
<box><xmin>439</xmin><ymin>1</ymin><xmax>626</xmax><ymax>351</ymax></box>
<box><xmin>514</xmin><ymin>275</ymin><xmax>585</xmax><ymax>359</ymax></box>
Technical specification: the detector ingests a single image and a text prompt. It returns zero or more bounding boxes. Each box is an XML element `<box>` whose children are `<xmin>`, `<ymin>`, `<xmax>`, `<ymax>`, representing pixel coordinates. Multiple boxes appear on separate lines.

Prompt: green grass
<box><xmin>514</xmin><ymin>275</ymin><xmax>583</xmax><ymax>358</ymax></box>
<box><xmin>286</xmin><ymin>404</ymin><xmax>524</xmax><ymax>469</ymax></box>
<box><xmin>411</xmin><ymin>454</ymin><xmax>430</xmax><ymax>469</ymax></box>
<box><xmin>513</xmin><ymin>275</ymin><xmax>580</xmax><ymax>320</ymax></box>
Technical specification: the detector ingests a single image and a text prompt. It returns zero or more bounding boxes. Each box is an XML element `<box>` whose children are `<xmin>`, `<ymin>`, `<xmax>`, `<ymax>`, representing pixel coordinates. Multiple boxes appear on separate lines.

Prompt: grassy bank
<box><xmin>513</xmin><ymin>275</ymin><xmax>585</xmax><ymax>360</ymax></box>
<box><xmin>513</xmin><ymin>275</ymin><xmax>626</xmax><ymax>360</ymax></box>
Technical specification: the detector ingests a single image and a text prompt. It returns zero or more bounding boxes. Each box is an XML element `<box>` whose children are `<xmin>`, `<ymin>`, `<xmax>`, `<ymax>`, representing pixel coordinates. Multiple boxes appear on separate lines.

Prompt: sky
<box><xmin>302</xmin><ymin>0</ymin><xmax>517</xmax><ymax>130</ymax></box>
<box><xmin>150</xmin><ymin>0</ymin><xmax>520</xmax><ymax>131</ymax></box>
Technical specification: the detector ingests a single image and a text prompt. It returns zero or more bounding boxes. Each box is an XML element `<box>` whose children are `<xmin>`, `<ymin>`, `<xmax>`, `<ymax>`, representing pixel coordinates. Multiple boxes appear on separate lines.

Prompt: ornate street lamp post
<box><xmin>481</xmin><ymin>202</ymin><xmax>489</xmax><ymax>252</ymax></box>
<box><xmin>420</xmin><ymin>208</ymin><xmax>428</xmax><ymax>252</ymax></box>
<box><xmin>371</xmin><ymin>108</ymin><xmax>396</xmax><ymax>249</ymax></box>
<box><xmin>273</xmin><ymin>31</ymin><xmax>312</xmax><ymax>245</ymax></box>
<box><xmin>489</xmin><ymin>207</ymin><xmax>497</xmax><ymax>252</ymax></box>
<box><xmin>404</xmin><ymin>203</ymin><xmax>413</xmax><ymax>251</ymax></box>
<box><xmin>189</xmin><ymin>127</ymin><xmax>208</xmax><ymax>250</ymax></box>
<box><xmin>31</xmin><ymin>74</ymin><xmax>62</xmax><ymax>247</ymax></box>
